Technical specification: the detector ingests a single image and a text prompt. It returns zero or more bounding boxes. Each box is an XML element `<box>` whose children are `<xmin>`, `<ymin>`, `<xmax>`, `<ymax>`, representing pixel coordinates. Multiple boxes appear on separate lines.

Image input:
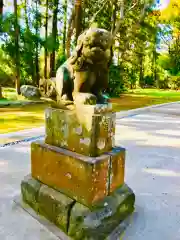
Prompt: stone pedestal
<box><xmin>45</xmin><ymin>104</ymin><xmax>115</xmax><ymax>157</ymax></box>
<box><xmin>20</xmin><ymin>103</ymin><xmax>135</xmax><ymax>239</ymax></box>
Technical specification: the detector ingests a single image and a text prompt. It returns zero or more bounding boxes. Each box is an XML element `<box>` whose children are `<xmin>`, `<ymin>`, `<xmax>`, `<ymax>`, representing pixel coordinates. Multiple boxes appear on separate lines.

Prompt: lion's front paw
<box><xmin>73</xmin><ymin>93</ymin><xmax>97</xmax><ymax>105</ymax></box>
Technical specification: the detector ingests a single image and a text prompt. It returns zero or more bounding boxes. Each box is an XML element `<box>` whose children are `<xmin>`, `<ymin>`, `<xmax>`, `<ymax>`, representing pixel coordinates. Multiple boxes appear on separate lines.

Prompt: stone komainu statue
<box><xmin>40</xmin><ymin>28</ymin><xmax>112</xmax><ymax>105</ymax></box>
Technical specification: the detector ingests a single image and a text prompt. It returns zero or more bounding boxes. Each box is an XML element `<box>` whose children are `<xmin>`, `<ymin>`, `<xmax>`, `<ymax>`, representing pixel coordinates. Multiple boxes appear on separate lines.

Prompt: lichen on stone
<box><xmin>80</xmin><ymin>138</ymin><xmax>90</xmax><ymax>146</ymax></box>
<box><xmin>97</xmin><ymin>138</ymin><xmax>105</xmax><ymax>150</ymax></box>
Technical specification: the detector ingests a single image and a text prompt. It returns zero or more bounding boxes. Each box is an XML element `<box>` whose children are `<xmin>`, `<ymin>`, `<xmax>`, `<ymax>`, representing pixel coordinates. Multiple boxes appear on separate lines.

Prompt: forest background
<box><xmin>0</xmin><ymin>0</ymin><xmax>180</xmax><ymax>98</ymax></box>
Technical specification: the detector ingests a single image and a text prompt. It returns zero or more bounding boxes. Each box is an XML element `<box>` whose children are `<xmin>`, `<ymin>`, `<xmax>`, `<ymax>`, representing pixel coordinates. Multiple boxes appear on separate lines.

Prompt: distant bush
<box><xmin>157</xmin><ymin>75</ymin><xmax>180</xmax><ymax>90</ymax></box>
<box><xmin>0</xmin><ymin>70</ymin><xmax>13</xmax><ymax>87</ymax></box>
<box><xmin>144</xmin><ymin>75</ymin><xmax>155</xmax><ymax>86</ymax></box>
<box><xmin>167</xmin><ymin>76</ymin><xmax>180</xmax><ymax>90</ymax></box>
<box><xmin>158</xmin><ymin>77</ymin><xmax>169</xmax><ymax>89</ymax></box>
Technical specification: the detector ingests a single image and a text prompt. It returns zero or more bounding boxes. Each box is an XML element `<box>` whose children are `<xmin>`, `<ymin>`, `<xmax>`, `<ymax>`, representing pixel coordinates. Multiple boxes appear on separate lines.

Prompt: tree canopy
<box><xmin>0</xmin><ymin>0</ymin><xmax>180</xmax><ymax>96</ymax></box>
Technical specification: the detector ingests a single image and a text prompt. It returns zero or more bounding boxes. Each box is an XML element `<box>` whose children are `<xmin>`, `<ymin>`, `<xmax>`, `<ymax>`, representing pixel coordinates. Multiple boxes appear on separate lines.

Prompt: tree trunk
<box><xmin>0</xmin><ymin>85</ymin><xmax>2</xmax><ymax>98</ymax></box>
<box><xmin>152</xmin><ymin>35</ymin><xmax>158</xmax><ymax>88</ymax></box>
<box><xmin>24</xmin><ymin>0</ymin><xmax>29</xmax><ymax>30</ymax></box>
<box><xmin>0</xmin><ymin>0</ymin><xmax>3</xmax><ymax>15</ymax></box>
<box><xmin>63</xmin><ymin>0</ymin><xmax>68</xmax><ymax>56</ymax></box>
<box><xmin>50</xmin><ymin>0</ymin><xmax>58</xmax><ymax>78</ymax></box>
<box><xmin>74</xmin><ymin>0</ymin><xmax>82</xmax><ymax>43</ymax></box>
<box><xmin>139</xmin><ymin>54</ymin><xmax>144</xmax><ymax>87</ymax></box>
<box><xmin>110</xmin><ymin>0</ymin><xmax>117</xmax><ymax>64</ymax></box>
<box><xmin>0</xmin><ymin>0</ymin><xmax>3</xmax><ymax>32</ymax></box>
<box><xmin>154</xmin><ymin>50</ymin><xmax>158</xmax><ymax>88</ymax></box>
<box><xmin>35</xmin><ymin>46</ymin><xmax>40</xmax><ymax>86</ymax></box>
<box><xmin>66</xmin><ymin>7</ymin><xmax>75</xmax><ymax>58</ymax></box>
<box><xmin>117</xmin><ymin>50</ymin><xmax>120</xmax><ymax>65</ymax></box>
<box><xmin>111</xmin><ymin>0</ymin><xmax>117</xmax><ymax>33</ymax></box>
<box><xmin>35</xmin><ymin>0</ymin><xmax>40</xmax><ymax>86</ymax></box>
<box><xmin>24</xmin><ymin>0</ymin><xmax>35</xmax><ymax>82</ymax></box>
<box><xmin>44</xmin><ymin>0</ymin><xmax>49</xmax><ymax>79</ymax></box>
<box><xmin>14</xmin><ymin>0</ymin><xmax>21</xmax><ymax>94</ymax></box>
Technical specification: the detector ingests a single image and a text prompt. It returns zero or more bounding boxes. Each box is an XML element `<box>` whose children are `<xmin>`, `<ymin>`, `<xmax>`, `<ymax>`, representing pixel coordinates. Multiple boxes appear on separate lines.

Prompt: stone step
<box><xmin>21</xmin><ymin>175</ymin><xmax>135</xmax><ymax>240</ymax></box>
<box><xmin>31</xmin><ymin>141</ymin><xmax>125</xmax><ymax>207</ymax></box>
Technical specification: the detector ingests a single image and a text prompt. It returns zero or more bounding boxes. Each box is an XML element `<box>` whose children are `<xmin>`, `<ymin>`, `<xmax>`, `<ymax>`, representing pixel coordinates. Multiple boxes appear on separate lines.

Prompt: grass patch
<box><xmin>1</xmin><ymin>87</ymin><xmax>26</xmax><ymax>102</ymax></box>
<box><xmin>128</xmin><ymin>88</ymin><xmax>180</xmax><ymax>98</ymax></box>
<box><xmin>0</xmin><ymin>103</ymin><xmax>49</xmax><ymax>134</ymax></box>
<box><xmin>111</xmin><ymin>89</ymin><xmax>180</xmax><ymax>112</ymax></box>
<box><xmin>2</xmin><ymin>87</ymin><xmax>19</xmax><ymax>100</ymax></box>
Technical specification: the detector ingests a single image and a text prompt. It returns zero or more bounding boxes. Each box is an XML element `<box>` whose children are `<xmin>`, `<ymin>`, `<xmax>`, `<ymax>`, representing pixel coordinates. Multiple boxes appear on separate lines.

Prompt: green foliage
<box><xmin>1</xmin><ymin>0</ymin><xmax>180</xmax><ymax>95</ymax></box>
<box><xmin>143</xmin><ymin>75</ymin><xmax>155</xmax><ymax>86</ymax></box>
<box><xmin>0</xmin><ymin>48</ymin><xmax>14</xmax><ymax>86</ymax></box>
<box><xmin>158</xmin><ymin>54</ymin><xmax>171</xmax><ymax>71</ymax></box>
<box><xmin>165</xmin><ymin>76</ymin><xmax>180</xmax><ymax>90</ymax></box>
<box><xmin>108</xmin><ymin>64</ymin><xmax>126</xmax><ymax>97</ymax></box>
<box><xmin>56</xmin><ymin>49</ymin><xmax>67</xmax><ymax>69</ymax></box>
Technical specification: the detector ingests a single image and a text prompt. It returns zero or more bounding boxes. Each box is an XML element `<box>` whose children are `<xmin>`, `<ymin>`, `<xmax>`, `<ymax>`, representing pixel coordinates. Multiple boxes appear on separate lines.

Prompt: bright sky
<box><xmin>155</xmin><ymin>0</ymin><xmax>171</xmax><ymax>10</ymax></box>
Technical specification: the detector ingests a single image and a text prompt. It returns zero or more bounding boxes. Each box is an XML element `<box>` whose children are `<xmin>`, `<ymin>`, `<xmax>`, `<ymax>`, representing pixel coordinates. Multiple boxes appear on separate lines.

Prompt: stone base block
<box><xmin>68</xmin><ymin>184</ymin><xmax>135</xmax><ymax>240</ymax></box>
<box><xmin>21</xmin><ymin>175</ymin><xmax>135</xmax><ymax>240</ymax></box>
<box><xmin>21</xmin><ymin>175</ymin><xmax>74</xmax><ymax>233</ymax></box>
<box><xmin>45</xmin><ymin>106</ymin><xmax>116</xmax><ymax>157</ymax></box>
<box><xmin>31</xmin><ymin>141</ymin><xmax>125</xmax><ymax>207</ymax></box>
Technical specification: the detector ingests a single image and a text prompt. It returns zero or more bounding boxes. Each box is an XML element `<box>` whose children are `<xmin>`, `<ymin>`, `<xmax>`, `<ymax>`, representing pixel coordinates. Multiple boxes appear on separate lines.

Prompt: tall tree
<box><xmin>2</xmin><ymin>0</ymin><xmax>175</xmax><ymax>94</ymax></box>
<box><xmin>34</xmin><ymin>0</ymin><xmax>41</xmax><ymax>86</ymax></box>
<box><xmin>74</xmin><ymin>0</ymin><xmax>82</xmax><ymax>43</ymax></box>
<box><xmin>63</xmin><ymin>0</ymin><xmax>68</xmax><ymax>56</ymax></box>
<box><xmin>50</xmin><ymin>0</ymin><xmax>58</xmax><ymax>77</ymax></box>
<box><xmin>111</xmin><ymin>0</ymin><xmax>117</xmax><ymax>33</ymax></box>
<box><xmin>23</xmin><ymin>0</ymin><xmax>35</xmax><ymax>83</ymax></box>
<box><xmin>44</xmin><ymin>0</ymin><xmax>49</xmax><ymax>79</ymax></box>
<box><xmin>24</xmin><ymin>0</ymin><xmax>29</xmax><ymax>30</ymax></box>
<box><xmin>0</xmin><ymin>84</ymin><xmax>2</xmax><ymax>98</ymax></box>
<box><xmin>66</xmin><ymin>4</ymin><xmax>75</xmax><ymax>58</ymax></box>
<box><xmin>110</xmin><ymin>0</ymin><xmax>118</xmax><ymax>64</ymax></box>
<box><xmin>0</xmin><ymin>0</ymin><xmax>3</xmax><ymax>16</ymax></box>
<box><xmin>14</xmin><ymin>0</ymin><xmax>21</xmax><ymax>94</ymax></box>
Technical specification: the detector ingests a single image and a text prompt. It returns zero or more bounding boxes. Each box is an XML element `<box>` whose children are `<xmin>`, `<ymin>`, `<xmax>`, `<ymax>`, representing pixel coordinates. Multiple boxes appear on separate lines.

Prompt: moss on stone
<box><xmin>21</xmin><ymin>175</ymin><xmax>75</xmax><ymax>234</ymax></box>
<box><xmin>38</xmin><ymin>185</ymin><xmax>74</xmax><ymax>233</ymax></box>
<box><xmin>45</xmin><ymin>107</ymin><xmax>115</xmax><ymax>157</ymax></box>
<box><xmin>21</xmin><ymin>174</ymin><xmax>41</xmax><ymax>212</ymax></box>
<box><xmin>21</xmin><ymin>176</ymin><xmax>135</xmax><ymax>240</ymax></box>
<box><xmin>68</xmin><ymin>184</ymin><xmax>135</xmax><ymax>240</ymax></box>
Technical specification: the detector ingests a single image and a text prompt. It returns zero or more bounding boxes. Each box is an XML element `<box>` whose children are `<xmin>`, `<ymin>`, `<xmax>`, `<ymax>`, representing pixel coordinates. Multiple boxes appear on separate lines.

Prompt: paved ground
<box><xmin>0</xmin><ymin>127</ymin><xmax>45</xmax><ymax>145</ymax></box>
<box><xmin>0</xmin><ymin>102</ymin><xmax>180</xmax><ymax>239</ymax></box>
<box><xmin>117</xmin><ymin>102</ymin><xmax>180</xmax><ymax>240</ymax></box>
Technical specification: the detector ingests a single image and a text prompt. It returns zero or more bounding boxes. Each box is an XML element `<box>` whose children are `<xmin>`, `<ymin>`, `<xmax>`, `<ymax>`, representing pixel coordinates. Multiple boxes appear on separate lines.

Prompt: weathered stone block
<box><xmin>21</xmin><ymin>174</ymin><xmax>41</xmax><ymax>212</ymax></box>
<box><xmin>31</xmin><ymin>141</ymin><xmax>110</xmax><ymax>206</ymax></box>
<box><xmin>21</xmin><ymin>175</ymin><xmax>74</xmax><ymax>233</ymax></box>
<box><xmin>21</xmin><ymin>176</ymin><xmax>135</xmax><ymax>239</ymax></box>
<box><xmin>38</xmin><ymin>185</ymin><xmax>74</xmax><ymax>233</ymax></box>
<box><xmin>45</xmin><ymin>105</ymin><xmax>115</xmax><ymax>157</ymax></box>
<box><xmin>68</xmin><ymin>184</ymin><xmax>135</xmax><ymax>240</ymax></box>
<box><xmin>74</xmin><ymin>103</ymin><xmax>113</xmax><ymax>114</ymax></box>
<box><xmin>107</xmin><ymin>147</ymin><xmax>125</xmax><ymax>194</ymax></box>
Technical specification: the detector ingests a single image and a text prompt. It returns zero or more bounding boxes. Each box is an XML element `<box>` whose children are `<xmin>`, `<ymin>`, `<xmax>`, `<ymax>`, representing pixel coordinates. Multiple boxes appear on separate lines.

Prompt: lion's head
<box><xmin>69</xmin><ymin>28</ymin><xmax>112</xmax><ymax>71</ymax></box>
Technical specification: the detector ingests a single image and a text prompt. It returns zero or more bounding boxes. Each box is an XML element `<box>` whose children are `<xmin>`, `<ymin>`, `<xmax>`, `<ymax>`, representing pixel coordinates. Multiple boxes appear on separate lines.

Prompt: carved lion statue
<box><xmin>40</xmin><ymin>28</ymin><xmax>112</xmax><ymax>105</ymax></box>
